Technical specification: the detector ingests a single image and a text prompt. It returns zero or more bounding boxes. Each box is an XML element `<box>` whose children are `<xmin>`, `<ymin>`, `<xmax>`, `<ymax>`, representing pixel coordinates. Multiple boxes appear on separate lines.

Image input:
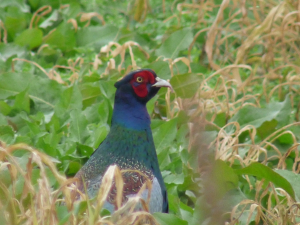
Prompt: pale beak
<box><xmin>152</xmin><ymin>77</ymin><xmax>174</xmax><ymax>92</ymax></box>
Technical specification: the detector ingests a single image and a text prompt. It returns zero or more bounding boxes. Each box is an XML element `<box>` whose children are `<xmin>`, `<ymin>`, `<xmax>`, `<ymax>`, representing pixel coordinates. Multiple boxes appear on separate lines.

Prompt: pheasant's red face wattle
<box><xmin>130</xmin><ymin>71</ymin><xmax>156</xmax><ymax>98</ymax></box>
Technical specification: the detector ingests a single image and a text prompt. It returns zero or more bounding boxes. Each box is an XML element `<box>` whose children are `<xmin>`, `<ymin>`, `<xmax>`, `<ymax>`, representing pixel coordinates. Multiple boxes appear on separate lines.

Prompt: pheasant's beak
<box><xmin>152</xmin><ymin>77</ymin><xmax>174</xmax><ymax>92</ymax></box>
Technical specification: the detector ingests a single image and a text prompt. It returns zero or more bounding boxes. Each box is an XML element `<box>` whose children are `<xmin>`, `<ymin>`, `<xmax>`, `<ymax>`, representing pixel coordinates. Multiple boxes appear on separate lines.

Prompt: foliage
<box><xmin>1</xmin><ymin>0</ymin><xmax>300</xmax><ymax>224</ymax></box>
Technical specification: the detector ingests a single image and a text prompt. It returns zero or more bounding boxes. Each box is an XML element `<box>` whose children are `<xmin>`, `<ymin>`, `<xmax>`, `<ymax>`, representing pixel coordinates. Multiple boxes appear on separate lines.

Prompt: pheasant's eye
<box><xmin>136</xmin><ymin>76</ymin><xmax>143</xmax><ymax>83</ymax></box>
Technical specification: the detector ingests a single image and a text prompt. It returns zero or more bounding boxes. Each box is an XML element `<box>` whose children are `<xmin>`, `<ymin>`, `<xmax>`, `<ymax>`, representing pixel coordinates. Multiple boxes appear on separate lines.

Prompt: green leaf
<box><xmin>36</xmin><ymin>132</ymin><xmax>60</xmax><ymax>157</ymax></box>
<box><xmin>44</xmin><ymin>22</ymin><xmax>76</xmax><ymax>51</ymax></box>
<box><xmin>179</xmin><ymin>201</ymin><xmax>194</xmax><ymax>221</ymax></box>
<box><xmin>164</xmin><ymin>173</ymin><xmax>184</xmax><ymax>185</ymax></box>
<box><xmin>55</xmin><ymin>85</ymin><xmax>82</xmax><ymax>119</ymax></box>
<box><xmin>235</xmin><ymin>163</ymin><xmax>295</xmax><ymax>199</ymax></box>
<box><xmin>77</xmin><ymin>143</ymin><xmax>94</xmax><ymax>157</ymax></box>
<box><xmin>277</xmin><ymin>132</ymin><xmax>294</xmax><ymax>145</ymax></box>
<box><xmin>145</xmin><ymin>60</ymin><xmax>171</xmax><ymax>80</ymax></box>
<box><xmin>229</xmin><ymin>95</ymin><xmax>291</xmax><ymax>129</ymax></box>
<box><xmin>153</xmin><ymin>213</ymin><xmax>188</xmax><ymax>225</ymax></box>
<box><xmin>156</xmin><ymin>27</ymin><xmax>193</xmax><ymax>59</ymax></box>
<box><xmin>0</xmin><ymin>72</ymin><xmax>32</xmax><ymax>99</ymax></box>
<box><xmin>87</xmin><ymin>124</ymin><xmax>109</xmax><ymax>149</ymax></box>
<box><xmin>170</xmin><ymin>73</ymin><xmax>201</xmax><ymax>98</ymax></box>
<box><xmin>67</xmin><ymin>161</ymin><xmax>81</xmax><ymax>176</ymax></box>
<box><xmin>146</xmin><ymin>95</ymin><xmax>158</xmax><ymax>115</ymax></box>
<box><xmin>15</xmin><ymin>28</ymin><xmax>43</xmax><ymax>49</ymax></box>
<box><xmin>69</xmin><ymin>109</ymin><xmax>89</xmax><ymax>143</ymax></box>
<box><xmin>4</xmin><ymin>6</ymin><xmax>28</xmax><ymax>39</ymax></box>
<box><xmin>152</xmin><ymin>118</ymin><xmax>177</xmax><ymax>154</ymax></box>
<box><xmin>29</xmin><ymin>76</ymin><xmax>62</xmax><ymax>113</ymax></box>
<box><xmin>275</xmin><ymin>169</ymin><xmax>300</xmax><ymax>201</ymax></box>
<box><xmin>98</xmin><ymin>80</ymin><xmax>116</xmax><ymax>99</ymax></box>
<box><xmin>74</xmin><ymin>200</ymin><xmax>88</xmax><ymax>216</ymax></box>
<box><xmin>0</xmin><ymin>101</ymin><xmax>11</xmax><ymax>115</ymax></box>
<box><xmin>0</xmin><ymin>125</ymin><xmax>15</xmax><ymax>144</ymax></box>
<box><xmin>79</xmin><ymin>83</ymin><xmax>102</xmax><ymax>109</ymax></box>
<box><xmin>76</xmin><ymin>25</ymin><xmax>119</xmax><ymax>49</ymax></box>
<box><xmin>56</xmin><ymin>205</ymin><xmax>71</xmax><ymax>225</ymax></box>
<box><xmin>0</xmin><ymin>43</ymin><xmax>26</xmax><ymax>61</ymax></box>
<box><xmin>28</xmin><ymin>0</ymin><xmax>40</xmax><ymax>10</ymax></box>
<box><xmin>0</xmin><ymin>114</ymin><xmax>7</xmax><ymax>126</ymax></box>
<box><xmin>13</xmin><ymin>89</ymin><xmax>30</xmax><ymax>113</ymax></box>
<box><xmin>257</xmin><ymin>119</ymin><xmax>277</xmax><ymax>139</ymax></box>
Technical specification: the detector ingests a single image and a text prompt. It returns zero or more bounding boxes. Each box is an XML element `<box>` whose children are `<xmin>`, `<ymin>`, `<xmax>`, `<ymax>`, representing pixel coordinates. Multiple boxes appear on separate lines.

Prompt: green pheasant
<box><xmin>74</xmin><ymin>69</ymin><xmax>172</xmax><ymax>213</ymax></box>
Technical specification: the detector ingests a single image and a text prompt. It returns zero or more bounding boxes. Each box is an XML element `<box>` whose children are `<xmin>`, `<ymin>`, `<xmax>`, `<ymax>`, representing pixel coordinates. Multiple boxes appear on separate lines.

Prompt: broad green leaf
<box><xmin>98</xmin><ymin>80</ymin><xmax>117</xmax><ymax>99</ymax></box>
<box><xmin>167</xmin><ymin>194</ymin><xmax>181</xmax><ymax>214</ymax></box>
<box><xmin>74</xmin><ymin>200</ymin><xmax>88</xmax><ymax>216</ymax></box>
<box><xmin>56</xmin><ymin>205</ymin><xmax>71</xmax><ymax>225</ymax></box>
<box><xmin>153</xmin><ymin>213</ymin><xmax>188</xmax><ymax>225</ymax></box>
<box><xmin>172</xmin><ymin>60</ymin><xmax>190</xmax><ymax>74</ymax></box>
<box><xmin>152</xmin><ymin>118</ymin><xmax>177</xmax><ymax>154</ymax></box>
<box><xmin>0</xmin><ymin>101</ymin><xmax>11</xmax><ymax>115</ymax></box>
<box><xmin>0</xmin><ymin>114</ymin><xmax>7</xmax><ymax>126</ymax></box>
<box><xmin>164</xmin><ymin>173</ymin><xmax>184</xmax><ymax>185</ymax></box>
<box><xmin>44</xmin><ymin>22</ymin><xmax>76</xmax><ymax>51</ymax></box>
<box><xmin>79</xmin><ymin>83</ymin><xmax>102</xmax><ymax>109</ymax></box>
<box><xmin>55</xmin><ymin>85</ymin><xmax>82</xmax><ymax>119</ymax></box>
<box><xmin>0</xmin><ymin>0</ymin><xmax>30</xmax><ymax>11</ymax></box>
<box><xmin>4</xmin><ymin>6</ymin><xmax>28</xmax><ymax>39</ymax></box>
<box><xmin>36</xmin><ymin>135</ymin><xmax>57</xmax><ymax>157</ymax></box>
<box><xmin>235</xmin><ymin>163</ymin><xmax>295</xmax><ymax>199</ymax></box>
<box><xmin>96</xmin><ymin>101</ymin><xmax>110</xmax><ymax>124</ymax></box>
<box><xmin>146</xmin><ymin>95</ymin><xmax>158</xmax><ymax>115</ymax></box>
<box><xmin>69</xmin><ymin>109</ymin><xmax>89</xmax><ymax>143</ymax></box>
<box><xmin>76</xmin><ymin>25</ymin><xmax>119</xmax><ymax>49</ymax></box>
<box><xmin>13</xmin><ymin>90</ymin><xmax>30</xmax><ymax>113</ymax></box>
<box><xmin>61</xmin><ymin>3</ymin><xmax>82</xmax><ymax>18</ymax></box>
<box><xmin>29</xmin><ymin>76</ymin><xmax>62</xmax><ymax>113</ymax></box>
<box><xmin>0</xmin><ymin>43</ymin><xmax>26</xmax><ymax>61</ymax></box>
<box><xmin>83</xmin><ymin>102</ymin><xmax>108</xmax><ymax>125</ymax></box>
<box><xmin>229</xmin><ymin>95</ymin><xmax>291</xmax><ymax>129</ymax></box>
<box><xmin>28</xmin><ymin>0</ymin><xmax>40</xmax><ymax>10</ymax></box>
<box><xmin>0</xmin><ymin>125</ymin><xmax>15</xmax><ymax>144</ymax></box>
<box><xmin>170</xmin><ymin>73</ymin><xmax>201</xmax><ymax>98</ymax></box>
<box><xmin>39</xmin><ymin>0</ymin><xmax>59</xmax><ymax>8</ymax></box>
<box><xmin>15</xmin><ymin>28</ymin><xmax>43</xmax><ymax>49</ymax></box>
<box><xmin>36</xmin><ymin>130</ymin><xmax>62</xmax><ymax>157</ymax></box>
<box><xmin>156</xmin><ymin>27</ymin><xmax>193</xmax><ymax>59</ymax></box>
<box><xmin>0</xmin><ymin>72</ymin><xmax>32</xmax><ymax>99</ymax></box>
<box><xmin>77</xmin><ymin>143</ymin><xmax>94</xmax><ymax>157</ymax></box>
<box><xmin>277</xmin><ymin>132</ymin><xmax>294</xmax><ymax>145</ymax></box>
<box><xmin>257</xmin><ymin>119</ymin><xmax>277</xmax><ymax>139</ymax></box>
<box><xmin>67</xmin><ymin>161</ymin><xmax>82</xmax><ymax>176</ymax></box>
<box><xmin>145</xmin><ymin>60</ymin><xmax>171</xmax><ymax>80</ymax></box>
<box><xmin>276</xmin><ymin>169</ymin><xmax>300</xmax><ymax>201</ymax></box>
<box><xmin>86</xmin><ymin>124</ymin><xmax>109</xmax><ymax>149</ymax></box>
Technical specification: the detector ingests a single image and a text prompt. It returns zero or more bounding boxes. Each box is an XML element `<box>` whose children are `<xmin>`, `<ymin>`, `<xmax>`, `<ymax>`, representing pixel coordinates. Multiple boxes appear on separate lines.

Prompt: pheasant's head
<box><xmin>114</xmin><ymin>69</ymin><xmax>173</xmax><ymax>104</ymax></box>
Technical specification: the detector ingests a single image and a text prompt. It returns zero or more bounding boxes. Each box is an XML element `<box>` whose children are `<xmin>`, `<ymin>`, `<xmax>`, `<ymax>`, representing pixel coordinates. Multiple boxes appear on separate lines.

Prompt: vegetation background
<box><xmin>1</xmin><ymin>0</ymin><xmax>300</xmax><ymax>224</ymax></box>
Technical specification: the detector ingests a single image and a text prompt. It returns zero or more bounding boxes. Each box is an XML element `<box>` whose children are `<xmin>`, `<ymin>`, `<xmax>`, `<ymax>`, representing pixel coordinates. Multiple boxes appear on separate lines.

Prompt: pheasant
<box><xmin>74</xmin><ymin>69</ymin><xmax>172</xmax><ymax>213</ymax></box>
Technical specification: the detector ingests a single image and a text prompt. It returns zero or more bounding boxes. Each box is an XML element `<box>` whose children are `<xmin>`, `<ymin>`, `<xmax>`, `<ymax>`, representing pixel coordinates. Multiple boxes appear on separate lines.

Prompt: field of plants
<box><xmin>1</xmin><ymin>0</ymin><xmax>300</xmax><ymax>224</ymax></box>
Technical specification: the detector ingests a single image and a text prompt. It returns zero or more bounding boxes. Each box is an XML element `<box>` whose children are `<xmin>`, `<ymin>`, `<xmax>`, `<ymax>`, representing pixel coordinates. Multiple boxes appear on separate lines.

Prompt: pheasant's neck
<box><xmin>112</xmin><ymin>92</ymin><xmax>151</xmax><ymax>130</ymax></box>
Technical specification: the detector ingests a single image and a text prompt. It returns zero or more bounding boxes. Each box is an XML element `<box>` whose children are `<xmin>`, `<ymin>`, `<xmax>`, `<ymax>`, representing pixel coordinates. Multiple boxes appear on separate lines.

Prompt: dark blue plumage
<box><xmin>74</xmin><ymin>69</ymin><xmax>172</xmax><ymax>213</ymax></box>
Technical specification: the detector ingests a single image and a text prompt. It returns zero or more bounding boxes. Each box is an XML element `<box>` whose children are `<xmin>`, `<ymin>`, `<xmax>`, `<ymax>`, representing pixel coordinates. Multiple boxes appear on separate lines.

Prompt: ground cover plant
<box><xmin>1</xmin><ymin>0</ymin><xmax>300</xmax><ymax>224</ymax></box>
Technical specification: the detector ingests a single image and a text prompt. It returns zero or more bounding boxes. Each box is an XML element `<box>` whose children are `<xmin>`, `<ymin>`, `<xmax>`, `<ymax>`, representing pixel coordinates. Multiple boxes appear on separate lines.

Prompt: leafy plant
<box><xmin>1</xmin><ymin>0</ymin><xmax>300</xmax><ymax>224</ymax></box>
